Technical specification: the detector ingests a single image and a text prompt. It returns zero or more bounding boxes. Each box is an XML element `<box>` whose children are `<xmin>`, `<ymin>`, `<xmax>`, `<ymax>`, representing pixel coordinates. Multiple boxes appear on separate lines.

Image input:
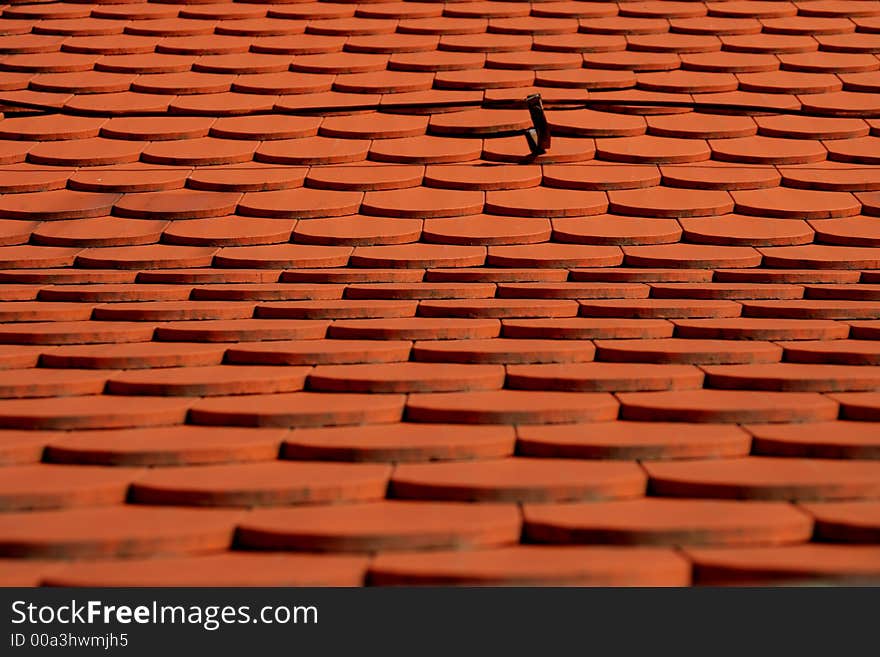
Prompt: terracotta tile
<box><xmin>622</xmin><ymin>244</ymin><xmax>759</xmax><ymax>269</ymax></box>
<box><xmin>369</xmin><ymin>134</ymin><xmax>483</xmax><ymax>164</ymax></box>
<box><xmin>0</xmin><ymin>321</ymin><xmax>155</xmax><ymax>346</ymax></box>
<box><xmin>0</xmin><ymin>505</ymin><xmax>240</xmax><ymax>559</ymax></box>
<box><xmin>608</xmin><ymin>187</ymin><xmax>734</xmax><ymax>217</ymax></box>
<box><xmin>508</xmin><ymin>361</ymin><xmax>703</xmax><ymax>392</ymax></box>
<box><xmin>800</xmin><ymin>90</ymin><xmax>880</xmax><ymax>117</ymax></box>
<box><xmin>169</xmin><ymin>92</ymin><xmax>277</xmax><ymax>116</ymax></box>
<box><xmin>650</xmin><ymin>282</ymin><xmax>803</xmax><ymax>299</ymax></box>
<box><xmin>237</xmin><ymin>188</ymin><xmax>361</xmax><ymax>219</ymax></box>
<box><xmin>359</xmin><ymin>188</ymin><xmax>482</xmax><ymax>218</ymax></box>
<box><xmin>283</xmin><ymin>422</ymin><xmax>514</xmax><ymax>463</ymax></box>
<box><xmin>688</xmin><ymin>544</ymin><xmax>880</xmax><ymax>584</ymax></box>
<box><xmin>410</xmin><ymin>338</ymin><xmax>593</xmax><ymax>364</ymax></box>
<box><xmin>0</xmin><ymin>245</ymin><xmax>81</xmax><ymax>270</ymax></box>
<box><xmin>581</xmin><ymin>16</ymin><xmax>669</xmax><ymax>34</ymax></box>
<box><xmin>444</xmin><ymin>2</ymin><xmax>530</xmax><ymax>19</ymax></box>
<box><xmin>406</xmin><ymin>389</ymin><xmax>619</xmax><ymax>424</ymax></box>
<box><xmin>305</xmin><ymin>165</ymin><xmax>423</xmax><ymax>192</ymax></box>
<box><xmin>524</xmin><ymin>498</ymin><xmax>811</xmax><ymax>546</ymax></box>
<box><xmin>164</xmin><ymin>217</ymin><xmax>295</xmax><ymax>247</ymax></box>
<box><xmin>42</xmin><ymin>342</ymin><xmax>226</xmax><ymax>370</ymax></box>
<box><xmin>107</xmin><ymin>365</ymin><xmax>309</xmax><ymax>397</ymax></box>
<box><xmin>804</xmin><ymin>284</ymin><xmax>880</xmax><ymax>301</ymax></box>
<box><xmin>779</xmin><ymin>339</ymin><xmax>880</xmax><ymax>366</ymax></box>
<box><xmin>711</xmin><ymin>135</ymin><xmax>827</xmax><ymax>165</ymax></box>
<box><xmin>596</xmin><ymin>338</ymin><xmax>781</xmax><ymax>364</ymax></box>
<box><xmin>369</xmin><ymin>545</ymin><xmax>690</xmax><ymax>586</ymax></box>
<box><xmin>733</xmin><ymin>187</ymin><xmax>861</xmax><ymax>219</ymax></box>
<box><xmin>551</xmin><ymin>216</ymin><xmax>676</xmax><ymax>247</ymax></box>
<box><xmin>226</xmin><ymin>339</ymin><xmax>411</xmax><ymax>366</ymax></box>
<box><xmin>333</xmin><ymin>70</ymin><xmax>434</xmax><ymax>94</ymax></box>
<box><xmin>647</xmin><ymin>456</ymin><xmax>880</xmax><ymax>500</ymax></box>
<box><xmin>482</xmin><ymin>134</ymin><xmax>599</xmax><ymax>163</ymax></box>
<box><xmin>4</xmin><ymin>52</ymin><xmax>99</xmax><ymax>73</ymax></box>
<box><xmin>141</xmin><ymin>137</ymin><xmax>257</xmax><ymax>167</ymax></box>
<box><xmin>317</xmin><ymin>114</ymin><xmax>426</xmax><ymax>141</ymax></box>
<box><xmin>704</xmin><ymin>362</ymin><xmax>880</xmax><ymax>392</ymax></box>
<box><xmin>38</xmin><ymin>284</ymin><xmax>188</xmax><ymax>303</ymax></box>
<box><xmin>329</xmin><ymin>317</ymin><xmax>500</xmax><ymax>340</ymax></box>
<box><xmin>681</xmin><ymin>51</ymin><xmax>780</xmax><ymax>73</ymax></box>
<box><xmin>674</xmin><ymin>317</ymin><xmax>849</xmax><ymax>340</ymax></box>
<box><xmin>543</xmin><ymin>163</ymin><xmax>661</xmax><ymax>190</ymax></box>
<box><xmin>31</xmin><ymin>217</ymin><xmax>168</xmax><ymax>247</ymax></box>
<box><xmin>0</xmin><ymin>114</ymin><xmax>105</xmax><ymax>141</ymax></box>
<box><xmin>815</xmin><ymin>32</ymin><xmax>880</xmax><ymax>53</ymax></box>
<box><xmin>572</xmin><ymin>268</ymin><xmax>713</xmax><ymax>282</ymax></box>
<box><xmin>517</xmin><ymin>421</ymin><xmax>751</xmax><ymax>460</ymax></box>
<box><xmin>93</xmin><ymin>301</ymin><xmax>254</xmax><ymax>322</ymax></box>
<box><xmin>0</xmin><ymin>301</ymin><xmax>93</xmax><ymax>323</ymax></box>
<box><xmin>778</xmin><ymin>51</ymin><xmax>879</xmax><ymax>73</ymax></box>
<box><xmin>670</xmin><ymin>17</ymin><xmax>763</xmax><ymax>35</ymax></box>
<box><xmin>647</xmin><ymin>113</ymin><xmax>757</xmax><ymax>140</ymax></box>
<box><xmin>155</xmin><ymin>319</ymin><xmax>328</xmax><ymax>343</ymax></box>
<box><xmin>801</xmin><ymin>501</ymin><xmax>880</xmax><ymax>542</ymax></box>
<box><xmin>501</xmin><ymin>319</ymin><xmax>669</xmax><ymax>343</ymax></box>
<box><xmin>679</xmin><ymin>216</ymin><xmax>812</xmax><ymax>246</ymax></box>
<box><xmin>822</xmin><ymin>137</ymin><xmax>880</xmax><ymax>168</ymax></box>
<box><xmin>214</xmin><ymin>244</ymin><xmax>352</xmax><ymax>268</ymax></box>
<box><xmin>309</xmin><ymin>362</ymin><xmax>504</xmax><ymax>393</ymax></box>
<box><xmin>618</xmin><ymin>389</ymin><xmax>839</xmax><ymax>422</ymax></box>
<box><xmin>422</xmin><ymin>215</ymin><xmax>550</xmax><ymax>246</ymax></box>
<box><xmin>485</xmin><ymin>243</ymin><xmax>622</xmax><ymax>268</ymax></box>
<box><xmin>0</xmin><ymin>189</ymin><xmax>118</xmax><ymax>220</ymax></box>
<box><xmin>437</xmin><ymin>32</ymin><xmax>530</xmax><ymax>52</ymax></box>
<box><xmin>0</xmin><ymin>428</ymin><xmax>55</xmax><ymax>466</ymax></box>
<box><xmin>0</xmin><ymin>559</ymin><xmax>65</xmax><ymax>586</ymax></box>
<box><xmin>0</xmin><ymin>345</ymin><xmax>44</xmax><ymax>370</ymax></box>
<box><xmin>113</xmin><ymin>190</ymin><xmax>240</xmax><ymax>221</ymax></box>
<box><xmin>131</xmin><ymin>461</ymin><xmax>390</xmax><ymax>507</ymax></box>
<box><xmin>0</xmin><ymin>165</ymin><xmax>70</xmax><ymax>194</ymax></box>
<box><xmin>282</xmin><ymin>268</ymin><xmax>424</xmax><ymax>283</ymax></box>
<box><xmin>0</xmin><ymin>395</ymin><xmax>190</xmax><ymax>430</ymax></box>
<box><xmin>391</xmin><ymin>457</ymin><xmax>645</xmax><ymax>503</ymax></box>
<box><xmin>829</xmin><ymin>391</ymin><xmax>880</xmax><ymax>420</ymax></box>
<box><xmin>137</xmin><ymin>270</ymin><xmax>281</xmax><ymax>285</ymax></box>
<box><xmin>94</xmin><ymin>53</ymin><xmax>195</xmax><ymax>75</ymax></box>
<box><xmin>484</xmin><ymin>187</ymin><xmax>605</xmax><ymax>217</ymax></box>
<box><xmin>747</xmin><ymin>421</ymin><xmax>880</xmax><ymax>459</ymax></box>
<box><xmin>425</xmin><ymin>268</ymin><xmax>567</xmax><ymax>282</ymax></box>
<box><xmin>45</xmin><ymin>553</ymin><xmax>368</xmax><ymax>587</ymax></box>
<box><xmin>191</xmin><ymin>283</ymin><xmax>343</xmax><ymax>301</ymax></box>
<box><xmin>349</xmin><ymin>243</ymin><xmax>485</xmax><ymax>268</ymax></box>
<box><xmin>496</xmin><ymin>281</ymin><xmax>648</xmax><ymax>298</ymax></box>
<box><xmin>252</xmin><ymin>34</ymin><xmax>346</xmax><ymax>56</ymax></box>
<box><xmin>741</xmin><ymin>299</ymin><xmax>880</xmax><ymax>319</ymax></box>
<box><xmin>714</xmin><ymin>268</ymin><xmax>860</xmax><ymax>283</ymax></box>
<box><xmin>799</xmin><ymin>2</ymin><xmax>880</xmax><ymax>18</ymax></box>
<box><xmin>233</xmin><ymin>72</ymin><xmax>333</xmax><ymax>95</ymax></box>
<box><xmin>344</xmin><ymin>282</ymin><xmax>494</xmax><ymax>299</ymax></box>
<box><xmin>237</xmin><ymin>501</ymin><xmax>520</xmax><ymax>552</ymax></box>
<box><xmin>0</xmin><ymin>463</ymin><xmax>140</xmax><ymax>511</ymax></box>
<box><xmin>256</xmin><ymin>299</ymin><xmax>414</xmax><ymax>320</ymax></box>
<box><xmin>190</xmin><ymin>391</ymin><xmax>404</xmax><ymax>427</ymax></box>
<box><xmin>291</xmin><ymin>216</ymin><xmax>420</xmax><ymax>246</ymax></box>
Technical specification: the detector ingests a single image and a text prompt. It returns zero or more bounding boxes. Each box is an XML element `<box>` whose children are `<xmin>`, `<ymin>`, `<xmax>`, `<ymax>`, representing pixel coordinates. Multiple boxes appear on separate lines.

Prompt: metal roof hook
<box><xmin>524</xmin><ymin>93</ymin><xmax>551</xmax><ymax>156</ymax></box>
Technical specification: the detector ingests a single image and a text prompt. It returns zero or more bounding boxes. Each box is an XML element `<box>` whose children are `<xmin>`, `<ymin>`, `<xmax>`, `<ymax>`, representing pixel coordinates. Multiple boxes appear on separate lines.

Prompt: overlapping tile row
<box><xmin>0</xmin><ymin>0</ymin><xmax>879</xmax><ymax>588</ymax></box>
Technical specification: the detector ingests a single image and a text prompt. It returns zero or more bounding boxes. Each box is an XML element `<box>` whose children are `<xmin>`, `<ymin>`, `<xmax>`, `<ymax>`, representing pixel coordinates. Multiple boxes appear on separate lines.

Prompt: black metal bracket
<box><xmin>523</xmin><ymin>93</ymin><xmax>551</xmax><ymax>155</ymax></box>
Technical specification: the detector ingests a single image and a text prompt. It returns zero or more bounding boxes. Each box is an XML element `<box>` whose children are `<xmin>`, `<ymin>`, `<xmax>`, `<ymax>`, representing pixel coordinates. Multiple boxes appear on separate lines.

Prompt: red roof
<box><xmin>1</xmin><ymin>0</ymin><xmax>879</xmax><ymax>586</ymax></box>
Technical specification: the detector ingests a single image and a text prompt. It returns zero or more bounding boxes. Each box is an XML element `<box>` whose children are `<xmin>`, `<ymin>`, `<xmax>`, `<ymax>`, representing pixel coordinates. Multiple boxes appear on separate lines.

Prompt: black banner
<box><xmin>1</xmin><ymin>587</ymin><xmax>877</xmax><ymax>655</ymax></box>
